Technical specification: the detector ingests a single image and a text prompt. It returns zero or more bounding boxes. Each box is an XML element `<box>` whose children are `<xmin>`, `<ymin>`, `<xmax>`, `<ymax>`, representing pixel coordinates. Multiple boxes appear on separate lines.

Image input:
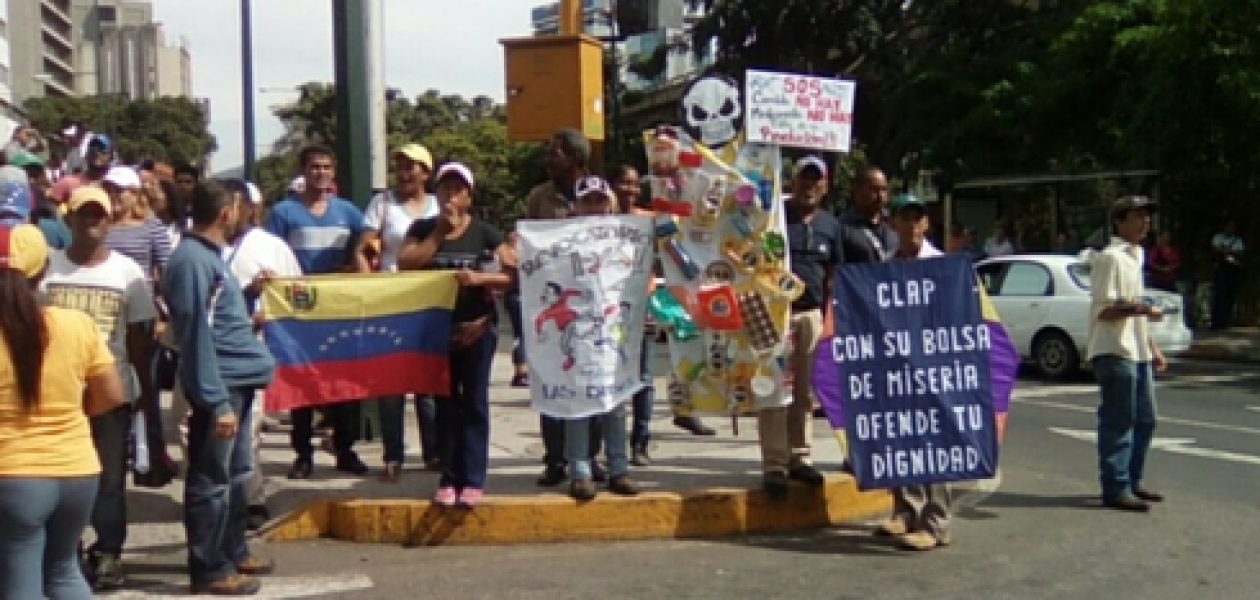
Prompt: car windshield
<box><xmin>1067</xmin><ymin>263</ymin><xmax>1091</xmax><ymax>290</ymax></box>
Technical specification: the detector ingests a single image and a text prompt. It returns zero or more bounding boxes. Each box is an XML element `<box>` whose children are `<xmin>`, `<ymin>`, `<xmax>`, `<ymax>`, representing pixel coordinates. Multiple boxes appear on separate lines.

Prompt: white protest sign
<box><xmin>745</xmin><ymin>70</ymin><xmax>857</xmax><ymax>152</ymax></box>
<box><xmin>518</xmin><ymin>216</ymin><xmax>654</xmax><ymax>419</ymax></box>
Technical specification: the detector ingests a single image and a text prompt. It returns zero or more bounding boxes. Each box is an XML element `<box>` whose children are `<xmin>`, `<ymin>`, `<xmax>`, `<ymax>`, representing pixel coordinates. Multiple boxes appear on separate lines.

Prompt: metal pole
<box><xmin>332</xmin><ymin>0</ymin><xmax>376</xmax><ymax>207</ymax></box>
<box><xmin>367</xmin><ymin>0</ymin><xmax>386</xmax><ymax>192</ymax></box>
<box><xmin>240</xmin><ymin>0</ymin><xmax>256</xmax><ymax>179</ymax></box>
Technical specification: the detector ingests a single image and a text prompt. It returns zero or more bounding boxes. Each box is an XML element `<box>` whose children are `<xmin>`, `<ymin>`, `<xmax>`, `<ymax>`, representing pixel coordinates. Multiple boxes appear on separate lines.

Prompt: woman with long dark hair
<box><xmin>0</xmin><ymin>224</ymin><xmax>125</xmax><ymax>599</ymax></box>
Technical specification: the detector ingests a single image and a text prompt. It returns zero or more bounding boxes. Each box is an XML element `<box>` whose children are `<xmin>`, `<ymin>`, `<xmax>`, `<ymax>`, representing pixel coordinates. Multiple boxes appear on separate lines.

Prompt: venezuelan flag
<box><xmin>261</xmin><ymin>272</ymin><xmax>458</xmax><ymax>412</ymax></box>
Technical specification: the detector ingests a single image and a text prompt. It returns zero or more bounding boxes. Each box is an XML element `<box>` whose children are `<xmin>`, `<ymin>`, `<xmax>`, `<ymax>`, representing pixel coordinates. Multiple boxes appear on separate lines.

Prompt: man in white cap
<box><xmin>220</xmin><ymin>178</ymin><xmax>301</xmax><ymax>528</ymax></box>
<box><xmin>759</xmin><ymin>155</ymin><xmax>843</xmax><ymax>498</ymax></box>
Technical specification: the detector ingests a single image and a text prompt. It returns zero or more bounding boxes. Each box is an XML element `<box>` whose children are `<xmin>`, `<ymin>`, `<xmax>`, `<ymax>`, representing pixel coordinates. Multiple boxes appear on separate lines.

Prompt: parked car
<box><xmin>975</xmin><ymin>254</ymin><xmax>1193</xmax><ymax>379</ymax></box>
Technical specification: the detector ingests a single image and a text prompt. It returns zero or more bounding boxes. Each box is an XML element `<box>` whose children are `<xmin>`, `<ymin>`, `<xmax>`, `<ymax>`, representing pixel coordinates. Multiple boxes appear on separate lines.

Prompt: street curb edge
<box><xmin>262</xmin><ymin>475</ymin><xmax>892</xmax><ymax>545</ymax></box>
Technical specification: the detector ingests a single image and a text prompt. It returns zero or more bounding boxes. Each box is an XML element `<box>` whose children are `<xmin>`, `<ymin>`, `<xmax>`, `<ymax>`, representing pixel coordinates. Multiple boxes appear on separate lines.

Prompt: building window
<box><xmin>97</xmin><ymin>6</ymin><xmax>116</xmax><ymax>22</ymax></box>
<box><xmin>0</xmin><ymin>65</ymin><xmax>9</xmax><ymax>87</ymax></box>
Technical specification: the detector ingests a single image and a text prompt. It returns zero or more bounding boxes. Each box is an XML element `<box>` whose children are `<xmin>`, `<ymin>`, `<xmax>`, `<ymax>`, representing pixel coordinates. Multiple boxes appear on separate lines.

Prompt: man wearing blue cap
<box><xmin>760</xmin><ymin>155</ymin><xmax>844</xmax><ymax>497</ymax></box>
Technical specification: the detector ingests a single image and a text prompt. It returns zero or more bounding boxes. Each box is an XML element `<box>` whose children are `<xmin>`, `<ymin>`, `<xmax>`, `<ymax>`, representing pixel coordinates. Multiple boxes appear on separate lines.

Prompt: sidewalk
<box><xmin>1183</xmin><ymin>327</ymin><xmax>1260</xmax><ymax>363</ymax></box>
<box><xmin>120</xmin><ymin>330</ymin><xmax>888</xmax><ymax>552</ymax></box>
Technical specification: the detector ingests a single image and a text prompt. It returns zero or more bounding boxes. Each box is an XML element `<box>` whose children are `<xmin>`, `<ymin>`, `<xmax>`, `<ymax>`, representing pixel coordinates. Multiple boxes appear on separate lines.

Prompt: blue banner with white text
<box><xmin>831</xmin><ymin>254</ymin><xmax>998</xmax><ymax>489</ymax></box>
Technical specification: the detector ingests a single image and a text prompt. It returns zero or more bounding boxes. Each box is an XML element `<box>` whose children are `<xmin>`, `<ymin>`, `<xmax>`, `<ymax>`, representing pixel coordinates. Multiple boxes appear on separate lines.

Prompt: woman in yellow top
<box><xmin>0</xmin><ymin>224</ymin><xmax>124</xmax><ymax>600</ymax></box>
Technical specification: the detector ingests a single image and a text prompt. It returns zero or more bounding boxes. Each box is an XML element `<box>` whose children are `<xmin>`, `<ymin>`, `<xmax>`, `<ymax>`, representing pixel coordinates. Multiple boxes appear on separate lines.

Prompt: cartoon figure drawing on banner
<box><xmin>536</xmin><ymin>282</ymin><xmax>584</xmax><ymax>371</ymax></box>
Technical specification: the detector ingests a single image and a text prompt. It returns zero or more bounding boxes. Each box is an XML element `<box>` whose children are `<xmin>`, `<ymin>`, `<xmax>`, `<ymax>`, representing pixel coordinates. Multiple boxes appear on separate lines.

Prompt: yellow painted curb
<box><xmin>263</xmin><ymin>475</ymin><xmax>891</xmax><ymax>546</ymax></box>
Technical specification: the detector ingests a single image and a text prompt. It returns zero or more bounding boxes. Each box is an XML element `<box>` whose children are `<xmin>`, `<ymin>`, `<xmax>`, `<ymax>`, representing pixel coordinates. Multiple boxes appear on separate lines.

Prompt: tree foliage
<box><xmin>257</xmin><ymin>85</ymin><xmax>544</xmax><ymax>231</ymax></box>
<box><xmin>679</xmin><ymin>0</ymin><xmax>1260</xmax><ymax>317</ymax></box>
<box><xmin>23</xmin><ymin>94</ymin><xmax>216</xmax><ymax>167</ymax></box>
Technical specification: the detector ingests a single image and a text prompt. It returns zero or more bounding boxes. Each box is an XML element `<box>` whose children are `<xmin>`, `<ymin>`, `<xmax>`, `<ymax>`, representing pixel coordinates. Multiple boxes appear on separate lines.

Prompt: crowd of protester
<box><xmin>0</xmin><ymin>117</ymin><xmax>1193</xmax><ymax>596</ymax></box>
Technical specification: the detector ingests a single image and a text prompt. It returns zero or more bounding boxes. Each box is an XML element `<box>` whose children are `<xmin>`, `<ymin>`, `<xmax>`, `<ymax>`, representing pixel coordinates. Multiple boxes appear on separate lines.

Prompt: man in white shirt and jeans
<box><xmin>1087</xmin><ymin>195</ymin><xmax>1166</xmax><ymax>512</ymax></box>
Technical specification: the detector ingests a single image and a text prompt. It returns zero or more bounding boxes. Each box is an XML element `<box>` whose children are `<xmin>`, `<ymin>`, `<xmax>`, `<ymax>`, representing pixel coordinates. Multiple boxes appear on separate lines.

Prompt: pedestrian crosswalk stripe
<box><xmin>108</xmin><ymin>573</ymin><xmax>373</xmax><ymax>599</ymax></box>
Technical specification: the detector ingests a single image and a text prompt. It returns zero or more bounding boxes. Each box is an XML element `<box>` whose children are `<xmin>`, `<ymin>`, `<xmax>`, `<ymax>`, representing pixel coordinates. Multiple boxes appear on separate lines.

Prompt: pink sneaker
<box><xmin>433</xmin><ymin>486</ymin><xmax>458</xmax><ymax>506</ymax></box>
<box><xmin>456</xmin><ymin>487</ymin><xmax>483</xmax><ymax>507</ymax></box>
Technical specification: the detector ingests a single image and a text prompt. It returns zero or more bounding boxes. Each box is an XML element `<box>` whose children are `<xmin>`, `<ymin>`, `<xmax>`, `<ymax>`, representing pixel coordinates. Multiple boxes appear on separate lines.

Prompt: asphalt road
<box><xmin>112</xmin><ymin>359</ymin><xmax>1260</xmax><ymax>600</ymax></box>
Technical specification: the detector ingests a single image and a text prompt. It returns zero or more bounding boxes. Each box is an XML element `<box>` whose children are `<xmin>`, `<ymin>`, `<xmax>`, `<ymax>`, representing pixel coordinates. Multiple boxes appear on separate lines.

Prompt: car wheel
<box><xmin>1033</xmin><ymin>329</ymin><xmax>1079</xmax><ymax>380</ymax></box>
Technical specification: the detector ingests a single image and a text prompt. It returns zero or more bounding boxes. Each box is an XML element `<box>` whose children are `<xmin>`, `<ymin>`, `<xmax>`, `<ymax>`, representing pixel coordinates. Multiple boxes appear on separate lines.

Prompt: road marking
<box><xmin>110</xmin><ymin>574</ymin><xmax>373</xmax><ymax>599</ymax></box>
<box><xmin>1019</xmin><ymin>398</ymin><xmax>1260</xmax><ymax>438</ymax></box>
<box><xmin>1049</xmin><ymin>427</ymin><xmax>1260</xmax><ymax>467</ymax></box>
<box><xmin>1247</xmin><ymin>406</ymin><xmax>1260</xmax><ymax>414</ymax></box>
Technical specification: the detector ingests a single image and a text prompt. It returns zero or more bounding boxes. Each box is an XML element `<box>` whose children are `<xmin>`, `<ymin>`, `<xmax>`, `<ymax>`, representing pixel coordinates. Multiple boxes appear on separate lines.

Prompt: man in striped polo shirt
<box><xmin>264</xmin><ymin>144</ymin><xmax>368</xmax><ymax>479</ymax></box>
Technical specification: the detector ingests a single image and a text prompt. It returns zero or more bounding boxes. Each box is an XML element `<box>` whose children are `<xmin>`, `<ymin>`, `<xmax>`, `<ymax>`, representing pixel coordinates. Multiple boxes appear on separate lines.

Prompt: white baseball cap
<box><xmin>434</xmin><ymin>162</ymin><xmax>475</xmax><ymax>190</ymax></box>
<box><xmin>575</xmin><ymin>175</ymin><xmax>616</xmax><ymax>204</ymax></box>
<box><xmin>103</xmin><ymin>166</ymin><xmax>141</xmax><ymax>189</ymax></box>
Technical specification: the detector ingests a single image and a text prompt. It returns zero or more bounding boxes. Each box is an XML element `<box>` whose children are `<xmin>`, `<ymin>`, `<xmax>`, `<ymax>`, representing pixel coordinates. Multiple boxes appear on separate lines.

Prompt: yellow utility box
<box><xmin>501</xmin><ymin>35</ymin><xmax>605</xmax><ymax>142</ymax></box>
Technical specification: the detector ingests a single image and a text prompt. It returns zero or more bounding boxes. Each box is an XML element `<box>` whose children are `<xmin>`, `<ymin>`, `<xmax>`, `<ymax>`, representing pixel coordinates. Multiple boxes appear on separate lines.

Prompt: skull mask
<box><xmin>682</xmin><ymin>77</ymin><xmax>742</xmax><ymax>148</ymax></box>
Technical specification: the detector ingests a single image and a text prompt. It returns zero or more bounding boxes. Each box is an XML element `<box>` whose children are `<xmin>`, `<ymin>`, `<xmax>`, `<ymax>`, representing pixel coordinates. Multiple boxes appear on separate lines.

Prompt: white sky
<box><xmin>150</xmin><ymin>0</ymin><xmax>540</xmax><ymax>172</ymax></box>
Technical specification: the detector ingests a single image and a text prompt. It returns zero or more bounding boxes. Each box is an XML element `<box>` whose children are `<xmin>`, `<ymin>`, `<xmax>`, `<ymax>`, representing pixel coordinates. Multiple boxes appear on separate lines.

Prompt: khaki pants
<box><xmin>893</xmin><ymin>484</ymin><xmax>953</xmax><ymax>542</ymax></box>
<box><xmin>758</xmin><ymin>309</ymin><xmax>823</xmax><ymax>473</ymax></box>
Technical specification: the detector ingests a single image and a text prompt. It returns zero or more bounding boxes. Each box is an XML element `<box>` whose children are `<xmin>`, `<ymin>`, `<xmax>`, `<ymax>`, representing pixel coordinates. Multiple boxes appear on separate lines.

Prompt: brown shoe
<box><xmin>1103</xmin><ymin>493</ymin><xmax>1151</xmax><ymax>512</ymax></box>
<box><xmin>191</xmin><ymin>573</ymin><xmax>261</xmax><ymax>595</ymax></box>
<box><xmin>570</xmin><ymin>479</ymin><xmax>597</xmax><ymax>501</ymax></box>
<box><xmin>1133</xmin><ymin>487</ymin><xmax>1164</xmax><ymax>502</ymax></box>
<box><xmin>235</xmin><ymin>555</ymin><xmax>275</xmax><ymax>576</ymax></box>
<box><xmin>608</xmin><ymin>474</ymin><xmax>640</xmax><ymax>496</ymax></box>
<box><xmin>875</xmin><ymin>517</ymin><xmax>908</xmax><ymax>537</ymax></box>
<box><xmin>897</xmin><ymin>531</ymin><xmax>945</xmax><ymax>551</ymax></box>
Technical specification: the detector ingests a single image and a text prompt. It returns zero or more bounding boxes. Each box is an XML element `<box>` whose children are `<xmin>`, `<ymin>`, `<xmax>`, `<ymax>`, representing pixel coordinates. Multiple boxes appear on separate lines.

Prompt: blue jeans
<box><xmin>1093</xmin><ymin>356</ymin><xmax>1157</xmax><ymax>501</ymax></box>
<box><xmin>630</xmin><ymin>335</ymin><xmax>654</xmax><ymax>449</ymax></box>
<box><xmin>380</xmin><ymin>395</ymin><xmax>438</xmax><ymax>464</ymax></box>
<box><xmin>88</xmin><ymin>405</ymin><xmax>131</xmax><ymax>557</ymax></box>
<box><xmin>185</xmin><ymin>388</ymin><xmax>256</xmax><ymax>585</ymax></box>
<box><xmin>436</xmin><ymin>328</ymin><xmax>496</xmax><ymax>490</ymax></box>
<box><xmin>0</xmin><ymin>476</ymin><xmax>98</xmax><ymax>600</ymax></box>
<box><xmin>565</xmin><ymin>403</ymin><xmax>630</xmax><ymax>480</ymax></box>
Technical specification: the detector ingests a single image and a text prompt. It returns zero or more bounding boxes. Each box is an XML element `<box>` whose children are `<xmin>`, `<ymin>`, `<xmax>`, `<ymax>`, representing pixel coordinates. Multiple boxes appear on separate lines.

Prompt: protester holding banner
<box><xmin>524</xmin><ymin>129</ymin><xmax>607</xmax><ymax>487</ymax></box>
<box><xmin>264</xmin><ymin>144</ymin><xmax>369</xmax><ymax>480</ymax></box>
<box><xmin>398</xmin><ymin>161</ymin><xmax>516</xmax><ymax>507</ymax></box>
<box><xmin>557</xmin><ymin>175</ymin><xmax>643</xmax><ymax>499</ymax></box>
<box><xmin>1087</xmin><ymin>195</ymin><xmax>1166</xmax><ymax>512</ymax></box>
<box><xmin>0</xmin><ymin>224</ymin><xmax>124</xmax><ymax>600</ymax></box>
<box><xmin>758</xmin><ymin>156</ymin><xmax>842</xmax><ymax>496</ymax></box>
<box><xmin>883</xmin><ymin>193</ymin><xmax>957</xmax><ymax>551</ymax></box>
<box><xmin>163</xmin><ymin>181</ymin><xmax>276</xmax><ymax>595</ymax></box>
<box><xmin>354</xmin><ymin>142</ymin><xmax>443</xmax><ymax>482</ymax></box>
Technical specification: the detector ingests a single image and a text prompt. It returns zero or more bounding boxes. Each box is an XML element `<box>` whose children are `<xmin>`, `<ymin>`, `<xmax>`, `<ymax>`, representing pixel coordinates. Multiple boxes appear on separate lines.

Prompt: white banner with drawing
<box><xmin>518</xmin><ymin>216</ymin><xmax>654</xmax><ymax>418</ymax></box>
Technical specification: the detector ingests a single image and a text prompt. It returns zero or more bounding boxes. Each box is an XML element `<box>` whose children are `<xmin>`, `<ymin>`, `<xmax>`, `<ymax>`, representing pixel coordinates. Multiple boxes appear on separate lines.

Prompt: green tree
<box><xmin>23</xmin><ymin>95</ymin><xmax>216</xmax><ymax>166</ymax></box>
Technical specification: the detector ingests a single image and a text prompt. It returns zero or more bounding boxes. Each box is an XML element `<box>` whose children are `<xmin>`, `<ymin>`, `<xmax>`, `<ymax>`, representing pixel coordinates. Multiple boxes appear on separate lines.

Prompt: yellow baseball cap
<box><xmin>0</xmin><ymin>224</ymin><xmax>50</xmax><ymax>279</ymax></box>
<box><xmin>393</xmin><ymin>143</ymin><xmax>434</xmax><ymax>171</ymax></box>
<box><xmin>67</xmin><ymin>185</ymin><xmax>113</xmax><ymax>216</ymax></box>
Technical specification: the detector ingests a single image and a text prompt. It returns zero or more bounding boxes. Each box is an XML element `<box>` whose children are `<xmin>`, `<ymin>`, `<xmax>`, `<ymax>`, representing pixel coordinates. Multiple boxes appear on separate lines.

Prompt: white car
<box><xmin>975</xmin><ymin>254</ymin><xmax>1193</xmax><ymax>379</ymax></box>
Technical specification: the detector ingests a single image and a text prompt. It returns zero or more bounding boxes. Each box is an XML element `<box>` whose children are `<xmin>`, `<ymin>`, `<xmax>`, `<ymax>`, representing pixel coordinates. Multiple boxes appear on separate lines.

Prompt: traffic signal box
<box><xmin>501</xmin><ymin>35</ymin><xmax>605</xmax><ymax>142</ymax></box>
